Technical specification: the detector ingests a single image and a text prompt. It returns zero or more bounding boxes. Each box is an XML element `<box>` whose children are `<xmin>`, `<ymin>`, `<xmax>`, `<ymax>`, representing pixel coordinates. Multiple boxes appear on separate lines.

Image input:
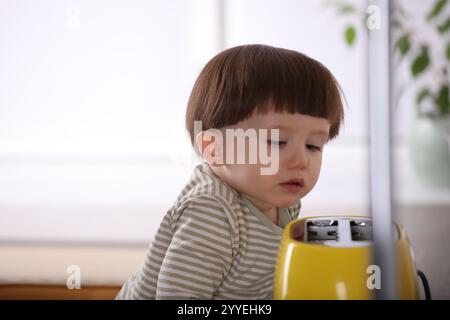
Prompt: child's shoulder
<box><xmin>169</xmin><ymin>163</ymin><xmax>243</xmax><ymax>220</ymax></box>
<box><xmin>182</xmin><ymin>162</ymin><xmax>239</xmax><ymax>202</ymax></box>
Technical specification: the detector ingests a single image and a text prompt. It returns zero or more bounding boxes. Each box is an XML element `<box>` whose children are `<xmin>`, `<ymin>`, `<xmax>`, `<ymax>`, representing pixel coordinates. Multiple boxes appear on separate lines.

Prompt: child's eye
<box><xmin>267</xmin><ymin>140</ymin><xmax>287</xmax><ymax>146</ymax></box>
<box><xmin>306</xmin><ymin>144</ymin><xmax>322</xmax><ymax>152</ymax></box>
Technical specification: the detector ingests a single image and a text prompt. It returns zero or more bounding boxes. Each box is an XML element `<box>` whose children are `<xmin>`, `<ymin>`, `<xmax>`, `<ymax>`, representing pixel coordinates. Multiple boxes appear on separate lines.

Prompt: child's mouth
<box><xmin>279</xmin><ymin>179</ymin><xmax>304</xmax><ymax>193</ymax></box>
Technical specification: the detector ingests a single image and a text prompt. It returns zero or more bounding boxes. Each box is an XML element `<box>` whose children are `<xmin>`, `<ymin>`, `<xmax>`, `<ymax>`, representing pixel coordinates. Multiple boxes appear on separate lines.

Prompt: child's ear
<box><xmin>195</xmin><ymin>131</ymin><xmax>210</xmax><ymax>159</ymax></box>
<box><xmin>195</xmin><ymin>130</ymin><xmax>223</xmax><ymax>166</ymax></box>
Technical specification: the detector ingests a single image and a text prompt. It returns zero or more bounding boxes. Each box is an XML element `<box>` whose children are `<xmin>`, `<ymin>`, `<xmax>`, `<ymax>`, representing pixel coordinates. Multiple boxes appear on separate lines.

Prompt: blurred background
<box><xmin>0</xmin><ymin>0</ymin><xmax>449</xmax><ymax>299</ymax></box>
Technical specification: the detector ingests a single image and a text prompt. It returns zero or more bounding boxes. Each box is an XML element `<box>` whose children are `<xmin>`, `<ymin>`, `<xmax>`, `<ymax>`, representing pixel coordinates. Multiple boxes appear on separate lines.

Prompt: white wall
<box><xmin>0</xmin><ymin>0</ymin><xmax>448</xmax><ymax>245</ymax></box>
<box><xmin>0</xmin><ymin>0</ymin><xmax>371</xmax><ymax>244</ymax></box>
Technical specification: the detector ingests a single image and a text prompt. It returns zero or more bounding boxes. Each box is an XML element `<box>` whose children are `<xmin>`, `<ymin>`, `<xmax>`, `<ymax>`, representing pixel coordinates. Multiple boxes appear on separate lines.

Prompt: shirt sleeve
<box><xmin>155</xmin><ymin>195</ymin><xmax>234</xmax><ymax>299</ymax></box>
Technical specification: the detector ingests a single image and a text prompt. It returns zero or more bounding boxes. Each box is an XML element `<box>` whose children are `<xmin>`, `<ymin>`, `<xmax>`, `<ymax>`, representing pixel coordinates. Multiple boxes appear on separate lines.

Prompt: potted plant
<box><xmin>326</xmin><ymin>0</ymin><xmax>450</xmax><ymax>188</ymax></box>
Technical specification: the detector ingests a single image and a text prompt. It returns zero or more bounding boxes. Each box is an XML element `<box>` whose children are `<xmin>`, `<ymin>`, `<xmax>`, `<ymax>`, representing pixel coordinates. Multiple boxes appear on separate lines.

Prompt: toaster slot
<box><xmin>350</xmin><ymin>220</ymin><xmax>372</xmax><ymax>241</ymax></box>
<box><xmin>306</xmin><ymin>219</ymin><xmax>338</xmax><ymax>242</ymax></box>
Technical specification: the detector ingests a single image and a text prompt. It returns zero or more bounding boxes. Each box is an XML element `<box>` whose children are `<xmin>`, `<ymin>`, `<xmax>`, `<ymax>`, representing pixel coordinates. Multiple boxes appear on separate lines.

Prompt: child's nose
<box><xmin>288</xmin><ymin>145</ymin><xmax>308</xmax><ymax>169</ymax></box>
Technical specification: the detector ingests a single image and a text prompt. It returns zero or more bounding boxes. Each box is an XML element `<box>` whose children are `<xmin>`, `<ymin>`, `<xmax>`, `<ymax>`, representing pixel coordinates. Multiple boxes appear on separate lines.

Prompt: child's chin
<box><xmin>275</xmin><ymin>198</ymin><xmax>300</xmax><ymax>208</ymax></box>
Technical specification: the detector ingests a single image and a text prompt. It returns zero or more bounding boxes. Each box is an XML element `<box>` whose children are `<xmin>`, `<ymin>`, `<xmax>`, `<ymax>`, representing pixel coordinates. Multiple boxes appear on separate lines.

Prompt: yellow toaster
<box><xmin>274</xmin><ymin>216</ymin><xmax>425</xmax><ymax>300</ymax></box>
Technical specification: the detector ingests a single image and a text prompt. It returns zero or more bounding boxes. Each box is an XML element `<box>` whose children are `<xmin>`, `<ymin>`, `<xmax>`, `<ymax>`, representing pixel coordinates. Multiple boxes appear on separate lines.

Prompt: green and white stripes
<box><xmin>116</xmin><ymin>162</ymin><xmax>300</xmax><ymax>300</ymax></box>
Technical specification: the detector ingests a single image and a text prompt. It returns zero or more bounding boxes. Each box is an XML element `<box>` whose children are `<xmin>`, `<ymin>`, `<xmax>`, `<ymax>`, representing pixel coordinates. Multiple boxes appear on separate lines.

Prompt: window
<box><xmin>1</xmin><ymin>0</ymin><xmax>373</xmax><ymax>244</ymax></box>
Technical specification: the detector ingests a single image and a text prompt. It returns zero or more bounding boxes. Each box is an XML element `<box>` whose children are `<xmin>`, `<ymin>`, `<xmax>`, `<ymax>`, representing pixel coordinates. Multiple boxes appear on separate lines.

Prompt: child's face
<box><xmin>210</xmin><ymin>110</ymin><xmax>330</xmax><ymax>210</ymax></box>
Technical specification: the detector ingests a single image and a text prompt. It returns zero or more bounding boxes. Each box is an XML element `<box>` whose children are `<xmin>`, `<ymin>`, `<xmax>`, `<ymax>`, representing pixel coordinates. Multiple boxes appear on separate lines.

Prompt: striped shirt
<box><xmin>116</xmin><ymin>161</ymin><xmax>301</xmax><ymax>300</ymax></box>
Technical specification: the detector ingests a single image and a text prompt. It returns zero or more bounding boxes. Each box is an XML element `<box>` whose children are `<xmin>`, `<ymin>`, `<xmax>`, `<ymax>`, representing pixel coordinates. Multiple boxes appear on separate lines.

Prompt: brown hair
<box><xmin>185</xmin><ymin>44</ymin><xmax>344</xmax><ymax>150</ymax></box>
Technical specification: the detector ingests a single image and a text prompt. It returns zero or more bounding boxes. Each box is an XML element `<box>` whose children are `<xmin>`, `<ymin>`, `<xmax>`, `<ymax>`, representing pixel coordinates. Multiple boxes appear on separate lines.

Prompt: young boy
<box><xmin>116</xmin><ymin>44</ymin><xmax>344</xmax><ymax>299</ymax></box>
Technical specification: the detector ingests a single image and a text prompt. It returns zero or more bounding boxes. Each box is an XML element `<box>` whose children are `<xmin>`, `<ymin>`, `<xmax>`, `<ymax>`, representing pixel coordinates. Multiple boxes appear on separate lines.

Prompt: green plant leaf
<box><xmin>427</xmin><ymin>0</ymin><xmax>448</xmax><ymax>20</ymax></box>
<box><xmin>435</xmin><ymin>84</ymin><xmax>450</xmax><ymax>115</ymax></box>
<box><xmin>438</xmin><ymin>17</ymin><xmax>450</xmax><ymax>33</ymax></box>
<box><xmin>447</xmin><ymin>42</ymin><xmax>450</xmax><ymax>61</ymax></box>
<box><xmin>324</xmin><ymin>0</ymin><xmax>355</xmax><ymax>15</ymax></box>
<box><xmin>338</xmin><ymin>3</ymin><xmax>356</xmax><ymax>15</ymax></box>
<box><xmin>416</xmin><ymin>87</ymin><xmax>431</xmax><ymax>105</ymax></box>
<box><xmin>391</xmin><ymin>19</ymin><xmax>402</xmax><ymax>29</ymax></box>
<box><xmin>344</xmin><ymin>25</ymin><xmax>356</xmax><ymax>46</ymax></box>
<box><xmin>396</xmin><ymin>34</ymin><xmax>411</xmax><ymax>55</ymax></box>
<box><xmin>411</xmin><ymin>46</ymin><xmax>430</xmax><ymax>77</ymax></box>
